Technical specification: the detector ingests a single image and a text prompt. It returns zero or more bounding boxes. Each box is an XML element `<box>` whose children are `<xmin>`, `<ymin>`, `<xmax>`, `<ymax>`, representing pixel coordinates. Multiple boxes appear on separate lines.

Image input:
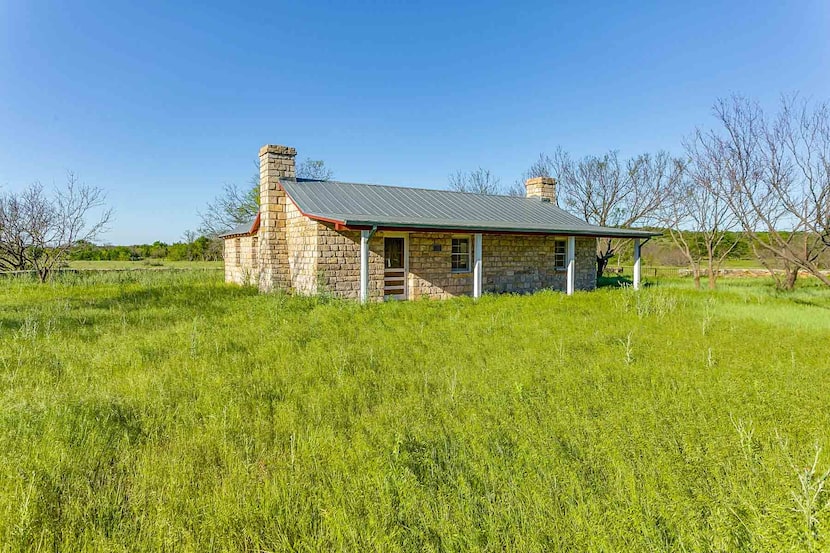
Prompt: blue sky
<box><xmin>1</xmin><ymin>1</ymin><xmax>828</xmax><ymax>244</ymax></box>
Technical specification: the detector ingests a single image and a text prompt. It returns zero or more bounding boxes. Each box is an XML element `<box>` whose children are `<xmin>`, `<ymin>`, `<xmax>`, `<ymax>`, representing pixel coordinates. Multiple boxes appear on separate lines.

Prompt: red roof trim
<box><xmin>220</xmin><ymin>212</ymin><xmax>261</xmax><ymax>238</ymax></box>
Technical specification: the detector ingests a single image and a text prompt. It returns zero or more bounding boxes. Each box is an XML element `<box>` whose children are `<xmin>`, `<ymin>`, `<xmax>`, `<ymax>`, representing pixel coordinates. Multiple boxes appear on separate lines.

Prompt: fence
<box><xmin>603</xmin><ymin>266</ymin><xmax>686</xmax><ymax>279</ymax></box>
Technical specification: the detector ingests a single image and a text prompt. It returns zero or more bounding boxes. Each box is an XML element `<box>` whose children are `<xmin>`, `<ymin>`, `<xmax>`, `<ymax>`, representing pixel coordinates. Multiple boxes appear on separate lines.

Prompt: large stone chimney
<box><xmin>258</xmin><ymin>144</ymin><xmax>297</xmax><ymax>291</ymax></box>
<box><xmin>525</xmin><ymin>177</ymin><xmax>556</xmax><ymax>203</ymax></box>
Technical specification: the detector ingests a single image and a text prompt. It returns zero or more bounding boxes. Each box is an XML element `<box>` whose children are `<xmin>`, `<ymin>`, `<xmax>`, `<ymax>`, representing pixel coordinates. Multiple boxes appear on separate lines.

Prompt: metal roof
<box><xmin>281</xmin><ymin>178</ymin><xmax>659</xmax><ymax>238</ymax></box>
<box><xmin>218</xmin><ymin>219</ymin><xmax>257</xmax><ymax>238</ymax></box>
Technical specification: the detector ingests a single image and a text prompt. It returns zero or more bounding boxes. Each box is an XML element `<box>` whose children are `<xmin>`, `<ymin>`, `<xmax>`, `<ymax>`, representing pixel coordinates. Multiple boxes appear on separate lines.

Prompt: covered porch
<box><xmin>355</xmin><ymin>229</ymin><xmax>649</xmax><ymax>303</ymax></box>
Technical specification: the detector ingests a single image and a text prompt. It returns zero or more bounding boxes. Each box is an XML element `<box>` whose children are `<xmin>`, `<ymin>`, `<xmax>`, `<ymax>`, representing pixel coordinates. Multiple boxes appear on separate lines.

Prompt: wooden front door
<box><xmin>383</xmin><ymin>236</ymin><xmax>407</xmax><ymax>300</ymax></box>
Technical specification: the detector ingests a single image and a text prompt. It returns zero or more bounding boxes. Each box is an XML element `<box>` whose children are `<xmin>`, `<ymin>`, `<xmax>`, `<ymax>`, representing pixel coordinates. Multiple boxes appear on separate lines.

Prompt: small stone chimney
<box><xmin>258</xmin><ymin>144</ymin><xmax>297</xmax><ymax>291</ymax></box>
<box><xmin>525</xmin><ymin>177</ymin><xmax>557</xmax><ymax>203</ymax></box>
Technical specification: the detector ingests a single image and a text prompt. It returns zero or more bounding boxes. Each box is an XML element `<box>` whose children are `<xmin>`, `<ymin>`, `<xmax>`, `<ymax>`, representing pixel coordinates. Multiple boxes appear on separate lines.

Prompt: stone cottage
<box><xmin>221</xmin><ymin>144</ymin><xmax>657</xmax><ymax>302</ymax></box>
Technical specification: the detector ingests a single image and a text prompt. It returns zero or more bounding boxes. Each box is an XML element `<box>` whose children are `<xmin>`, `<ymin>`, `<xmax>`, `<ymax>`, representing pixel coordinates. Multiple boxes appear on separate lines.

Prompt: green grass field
<box><xmin>2</xmin><ymin>271</ymin><xmax>830</xmax><ymax>551</ymax></box>
<box><xmin>67</xmin><ymin>260</ymin><xmax>223</xmax><ymax>270</ymax></box>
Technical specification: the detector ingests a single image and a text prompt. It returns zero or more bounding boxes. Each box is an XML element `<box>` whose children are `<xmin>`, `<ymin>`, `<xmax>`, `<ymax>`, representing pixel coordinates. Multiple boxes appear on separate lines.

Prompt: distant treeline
<box><xmin>69</xmin><ymin>236</ymin><xmax>223</xmax><ymax>262</ymax></box>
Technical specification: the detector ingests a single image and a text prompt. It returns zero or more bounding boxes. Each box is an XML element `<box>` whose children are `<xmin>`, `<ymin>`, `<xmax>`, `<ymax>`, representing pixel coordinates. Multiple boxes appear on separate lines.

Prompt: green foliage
<box><xmin>69</xmin><ymin>236</ymin><xmax>221</xmax><ymax>263</ymax></box>
<box><xmin>1</xmin><ymin>273</ymin><xmax>830</xmax><ymax>550</ymax></box>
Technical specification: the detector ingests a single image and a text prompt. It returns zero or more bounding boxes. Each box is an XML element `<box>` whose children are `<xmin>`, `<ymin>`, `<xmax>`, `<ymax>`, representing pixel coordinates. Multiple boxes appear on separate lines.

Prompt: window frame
<box><xmin>553</xmin><ymin>239</ymin><xmax>567</xmax><ymax>270</ymax></box>
<box><xmin>451</xmin><ymin>236</ymin><xmax>472</xmax><ymax>273</ymax></box>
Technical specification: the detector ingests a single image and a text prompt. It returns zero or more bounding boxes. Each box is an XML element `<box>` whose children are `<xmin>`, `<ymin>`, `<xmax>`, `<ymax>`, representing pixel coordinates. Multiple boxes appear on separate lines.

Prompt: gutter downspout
<box><xmin>359</xmin><ymin>226</ymin><xmax>378</xmax><ymax>303</ymax></box>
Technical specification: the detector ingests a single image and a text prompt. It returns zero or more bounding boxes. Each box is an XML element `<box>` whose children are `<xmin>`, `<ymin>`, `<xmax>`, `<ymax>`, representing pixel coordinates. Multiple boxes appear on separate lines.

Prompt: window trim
<box><xmin>451</xmin><ymin>235</ymin><xmax>472</xmax><ymax>273</ymax></box>
<box><xmin>553</xmin><ymin>238</ymin><xmax>567</xmax><ymax>271</ymax></box>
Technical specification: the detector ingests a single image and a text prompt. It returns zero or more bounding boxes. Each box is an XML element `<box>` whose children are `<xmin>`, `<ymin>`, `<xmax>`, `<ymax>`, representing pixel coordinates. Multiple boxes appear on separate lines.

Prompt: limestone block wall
<box><xmin>284</xmin><ymin>200</ymin><xmax>319</xmax><ymax>294</ymax></box>
<box><xmin>483</xmin><ymin>234</ymin><xmax>561</xmax><ymax>293</ymax></box>
<box><xmin>408</xmin><ymin>233</ymin><xmax>473</xmax><ymax>299</ymax></box>
<box><xmin>300</xmin><ymin>228</ymin><xmax>597</xmax><ymax>300</ymax></box>
<box><xmin>574</xmin><ymin>237</ymin><xmax>598</xmax><ymax>291</ymax></box>
<box><xmin>482</xmin><ymin>235</ymin><xmax>596</xmax><ymax>294</ymax></box>
<box><xmin>316</xmin><ymin>224</ymin><xmax>384</xmax><ymax>300</ymax></box>
<box><xmin>224</xmin><ymin>235</ymin><xmax>260</xmax><ymax>285</ymax></box>
<box><xmin>258</xmin><ymin>145</ymin><xmax>296</xmax><ymax>292</ymax></box>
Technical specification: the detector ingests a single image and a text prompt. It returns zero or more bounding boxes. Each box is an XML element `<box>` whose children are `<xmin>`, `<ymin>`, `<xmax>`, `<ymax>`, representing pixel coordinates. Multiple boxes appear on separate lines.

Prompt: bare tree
<box><xmin>660</xmin><ymin>147</ymin><xmax>739</xmax><ymax>289</ymax></box>
<box><xmin>549</xmin><ymin>149</ymin><xmax>680</xmax><ymax>276</ymax></box>
<box><xmin>199</xmin><ymin>158</ymin><xmax>260</xmax><ymax>237</ymax></box>
<box><xmin>198</xmin><ymin>179</ymin><xmax>259</xmax><ymax>236</ymax></box>
<box><xmin>448</xmin><ymin>167</ymin><xmax>502</xmax><ymax>195</ymax></box>
<box><xmin>199</xmin><ymin>158</ymin><xmax>334</xmax><ymax>236</ymax></box>
<box><xmin>0</xmin><ymin>173</ymin><xmax>112</xmax><ymax>281</ymax></box>
<box><xmin>448</xmin><ymin>168</ymin><xmax>503</xmax><ymax>195</ymax></box>
<box><xmin>297</xmin><ymin>158</ymin><xmax>334</xmax><ymax>181</ymax></box>
<box><xmin>0</xmin><ymin>191</ymin><xmax>29</xmax><ymax>271</ymax></box>
<box><xmin>701</xmin><ymin>95</ymin><xmax>830</xmax><ymax>289</ymax></box>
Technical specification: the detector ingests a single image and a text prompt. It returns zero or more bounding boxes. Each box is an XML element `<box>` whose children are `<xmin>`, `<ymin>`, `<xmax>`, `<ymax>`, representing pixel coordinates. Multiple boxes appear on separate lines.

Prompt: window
<box><xmin>451</xmin><ymin>237</ymin><xmax>471</xmax><ymax>272</ymax></box>
<box><xmin>554</xmin><ymin>239</ymin><xmax>567</xmax><ymax>270</ymax></box>
<box><xmin>234</xmin><ymin>238</ymin><xmax>241</xmax><ymax>266</ymax></box>
<box><xmin>251</xmin><ymin>237</ymin><xmax>258</xmax><ymax>268</ymax></box>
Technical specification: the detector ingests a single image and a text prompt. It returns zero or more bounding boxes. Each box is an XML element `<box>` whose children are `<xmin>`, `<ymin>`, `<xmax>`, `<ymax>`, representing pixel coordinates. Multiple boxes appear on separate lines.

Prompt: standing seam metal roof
<box><xmin>280</xmin><ymin>178</ymin><xmax>659</xmax><ymax>238</ymax></box>
<box><xmin>217</xmin><ymin>213</ymin><xmax>259</xmax><ymax>238</ymax></box>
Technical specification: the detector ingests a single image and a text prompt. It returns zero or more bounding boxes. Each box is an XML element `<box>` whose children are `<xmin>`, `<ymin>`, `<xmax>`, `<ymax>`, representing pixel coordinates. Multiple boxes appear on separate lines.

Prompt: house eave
<box><xmin>218</xmin><ymin>213</ymin><xmax>261</xmax><ymax>239</ymax></box>
<box><xmin>303</xmin><ymin>214</ymin><xmax>659</xmax><ymax>238</ymax></box>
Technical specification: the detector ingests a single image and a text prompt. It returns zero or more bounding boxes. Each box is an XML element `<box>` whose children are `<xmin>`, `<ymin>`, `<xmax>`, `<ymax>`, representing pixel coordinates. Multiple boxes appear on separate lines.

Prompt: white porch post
<box><xmin>360</xmin><ymin>230</ymin><xmax>370</xmax><ymax>303</ymax></box>
<box><xmin>633</xmin><ymin>238</ymin><xmax>641</xmax><ymax>291</ymax></box>
<box><xmin>566</xmin><ymin>236</ymin><xmax>576</xmax><ymax>295</ymax></box>
<box><xmin>473</xmin><ymin>233</ymin><xmax>482</xmax><ymax>299</ymax></box>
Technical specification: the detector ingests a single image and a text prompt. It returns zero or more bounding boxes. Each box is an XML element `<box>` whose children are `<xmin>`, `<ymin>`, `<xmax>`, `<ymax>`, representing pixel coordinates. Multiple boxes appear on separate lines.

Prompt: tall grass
<box><xmin>1</xmin><ymin>272</ymin><xmax>829</xmax><ymax>551</ymax></box>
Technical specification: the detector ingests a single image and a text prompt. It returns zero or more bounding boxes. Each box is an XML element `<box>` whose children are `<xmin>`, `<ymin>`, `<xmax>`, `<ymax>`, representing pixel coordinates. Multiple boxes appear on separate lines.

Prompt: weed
<box><xmin>790</xmin><ymin>447</ymin><xmax>830</xmax><ymax>544</ymax></box>
<box><xmin>618</xmin><ymin>331</ymin><xmax>635</xmax><ymax>364</ymax></box>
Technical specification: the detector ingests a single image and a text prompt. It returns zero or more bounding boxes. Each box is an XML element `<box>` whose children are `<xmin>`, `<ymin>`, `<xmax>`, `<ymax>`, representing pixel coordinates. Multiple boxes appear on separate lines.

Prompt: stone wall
<box><xmin>284</xmin><ymin>200</ymin><xmax>319</xmax><ymax>294</ymax></box>
<box><xmin>291</xmin><ymin>228</ymin><xmax>596</xmax><ymax>300</ymax></box>
<box><xmin>483</xmin><ymin>235</ymin><xmax>596</xmax><ymax>294</ymax></box>
<box><xmin>483</xmin><ymin>234</ymin><xmax>563</xmax><ymax>293</ymax></box>
<box><xmin>408</xmin><ymin>233</ymin><xmax>473</xmax><ymax>299</ymax></box>
<box><xmin>316</xmin><ymin>224</ymin><xmax>384</xmax><ymax>300</ymax></box>
<box><xmin>258</xmin><ymin>145</ymin><xmax>296</xmax><ymax>292</ymax></box>
<box><xmin>573</xmin><ymin>237</ymin><xmax>597</xmax><ymax>291</ymax></box>
<box><xmin>224</xmin><ymin>235</ymin><xmax>260</xmax><ymax>285</ymax></box>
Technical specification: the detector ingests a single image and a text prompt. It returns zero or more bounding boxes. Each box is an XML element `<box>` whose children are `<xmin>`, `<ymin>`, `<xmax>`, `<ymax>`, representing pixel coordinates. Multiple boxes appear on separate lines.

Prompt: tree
<box><xmin>0</xmin><ymin>190</ymin><xmax>29</xmax><ymax>271</ymax></box>
<box><xmin>0</xmin><ymin>172</ymin><xmax>112</xmax><ymax>281</ymax></box>
<box><xmin>448</xmin><ymin>168</ymin><xmax>503</xmax><ymax>195</ymax></box>
<box><xmin>297</xmin><ymin>158</ymin><xmax>334</xmax><ymax>181</ymax></box>
<box><xmin>659</xmin><ymin>148</ymin><xmax>739</xmax><ymax>289</ymax></box>
<box><xmin>546</xmin><ymin>149</ymin><xmax>679</xmax><ymax>277</ymax></box>
<box><xmin>700</xmin><ymin>95</ymin><xmax>830</xmax><ymax>289</ymax></box>
<box><xmin>511</xmin><ymin>154</ymin><xmax>554</xmax><ymax>197</ymax></box>
<box><xmin>198</xmin><ymin>172</ymin><xmax>260</xmax><ymax>237</ymax></box>
<box><xmin>199</xmin><ymin>158</ymin><xmax>334</xmax><ymax>236</ymax></box>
